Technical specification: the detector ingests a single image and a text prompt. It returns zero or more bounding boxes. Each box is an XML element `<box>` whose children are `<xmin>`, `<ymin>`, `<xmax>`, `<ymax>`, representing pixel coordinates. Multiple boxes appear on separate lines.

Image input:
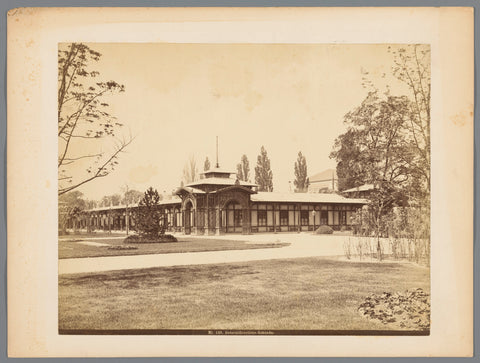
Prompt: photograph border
<box><xmin>2</xmin><ymin>0</ymin><xmax>478</xmax><ymax>360</ymax></box>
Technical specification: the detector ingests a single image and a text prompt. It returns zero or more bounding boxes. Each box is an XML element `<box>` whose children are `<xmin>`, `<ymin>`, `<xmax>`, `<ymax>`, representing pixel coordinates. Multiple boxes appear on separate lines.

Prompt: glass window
<box><xmin>300</xmin><ymin>210</ymin><xmax>309</xmax><ymax>226</ymax></box>
<box><xmin>251</xmin><ymin>210</ymin><xmax>258</xmax><ymax>226</ymax></box>
<box><xmin>258</xmin><ymin>210</ymin><xmax>267</xmax><ymax>226</ymax></box>
<box><xmin>280</xmin><ymin>210</ymin><xmax>288</xmax><ymax>226</ymax></box>
<box><xmin>267</xmin><ymin>210</ymin><xmax>273</xmax><ymax>225</ymax></box>
<box><xmin>227</xmin><ymin>210</ymin><xmax>235</xmax><ymax>226</ymax></box>
<box><xmin>333</xmin><ymin>211</ymin><xmax>339</xmax><ymax>225</ymax></box>
<box><xmin>328</xmin><ymin>211</ymin><xmax>334</xmax><ymax>225</ymax></box>
<box><xmin>289</xmin><ymin>210</ymin><xmax>295</xmax><ymax>225</ymax></box>
<box><xmin>234</xmin><ymin>210</ymin><xmax>242</xmax><ymax>226</ymax></box>
<box><xmin>346</xmin><ymin>211</ymin><xmax>352</xmax><ymax>225</ymax></box>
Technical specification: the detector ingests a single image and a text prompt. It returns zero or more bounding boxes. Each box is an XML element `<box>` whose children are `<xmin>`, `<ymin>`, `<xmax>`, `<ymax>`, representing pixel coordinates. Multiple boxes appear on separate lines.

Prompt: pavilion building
<box><xmin>76</xmin><ymin>165</ymin><xmax>367</xmax><ymax>235</ymax></box>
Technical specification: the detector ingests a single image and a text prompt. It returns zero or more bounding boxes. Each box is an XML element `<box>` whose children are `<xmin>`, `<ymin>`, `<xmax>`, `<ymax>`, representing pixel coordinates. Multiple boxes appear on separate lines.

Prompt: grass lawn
<box><xmin>59</xmin><ymin>257</ymin><xmax>430</xmax><ymax>332</ymax></box>
<box><xmin>59</xmin><ymin>231</ymin><xmax>127</xmax><ymax>239</ymax></box>
<box><xmin>59</xmin><ymin>237</ymin><xmax>289</xmax><ymax>259</ymax></box>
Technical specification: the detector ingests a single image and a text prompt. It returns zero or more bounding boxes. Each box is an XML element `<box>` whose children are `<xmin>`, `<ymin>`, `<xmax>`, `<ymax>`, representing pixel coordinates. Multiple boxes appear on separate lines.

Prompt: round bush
<box><xmin>315</xmin><ymin>225</ymin><xmax>334</xmax><ymax>234</ymax></box>
<box><xmin>124</xmin><ymin>234</ymin><xmax>177</xmax><ymax>243</ymax></box>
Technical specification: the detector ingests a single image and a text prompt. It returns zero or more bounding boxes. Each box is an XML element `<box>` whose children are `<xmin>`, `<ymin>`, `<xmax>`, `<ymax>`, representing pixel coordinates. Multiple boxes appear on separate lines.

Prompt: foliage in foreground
<box><xmin>358</xmin><ymin>288</ymin><xmax>430</xmax><ymax>331</ymax></box>
<box><xmin>346</xmin><ymin>206</ymin><xmax>430</xmax><ymax>265</ymax></box>
<box><xmin>58</xmin><ymin>43</ymin><xmax>133</xmax><ymax>196</ymax></box>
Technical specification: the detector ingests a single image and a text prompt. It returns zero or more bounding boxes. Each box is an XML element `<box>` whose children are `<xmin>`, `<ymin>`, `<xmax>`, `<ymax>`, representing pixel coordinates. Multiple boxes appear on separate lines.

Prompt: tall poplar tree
<box><xmin>294</xmin><ymin>151</ymin><xmax>309</xmax><ymax>192</ymax></box>
<box><xmin>236</xmin><ymin>154</ymin><xmax>250</xmax><ymax>182</ymax></box>
<box><xmin>254</xmin><ymin>146</ymin><xmax>273</xmax><ymax>192</ymax></box>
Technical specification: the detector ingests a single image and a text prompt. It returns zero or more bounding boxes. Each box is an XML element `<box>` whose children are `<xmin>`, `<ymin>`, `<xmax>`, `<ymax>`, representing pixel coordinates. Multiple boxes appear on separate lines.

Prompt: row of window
<box><xmin>87</xmin><ymin>204</ymin><xmax>359</xmax><ymax>228</ymax></box>
<box><xmin>232</xmin><ymin>209</ymin><xmax>353</xmax><ymax>227</ymax></box>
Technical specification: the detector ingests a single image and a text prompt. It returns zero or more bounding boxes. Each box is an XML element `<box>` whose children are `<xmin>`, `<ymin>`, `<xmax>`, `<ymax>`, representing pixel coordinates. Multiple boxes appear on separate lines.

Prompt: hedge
<box><xmin>315</xmin><ymin>225</ymin><xmax>334</xmax><ymax>235</ymax></box>
<box><xmin>124</xmin><ymin>234</ymin><xmax>177</xmax><ymax>244</ymax></box>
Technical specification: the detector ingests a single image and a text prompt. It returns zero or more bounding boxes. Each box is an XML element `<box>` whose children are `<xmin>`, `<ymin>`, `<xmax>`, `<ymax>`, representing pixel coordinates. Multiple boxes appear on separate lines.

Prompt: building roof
<box><xmin>176</xmin><ymin>186</ymin><xmax>206</xmax><ymax>194</ymax></box>
<box><xmin>211</xmin><ymin>185</ymin><xmax>257</xmax><ymax>194</ymax></box>
<box><xmin>85</xmin><ymin>196</ymin><xmax>182</xmax><ymax>211</ymax></box>
<box><xmin>200</xmin><ymin>166</ymin><xmax>236</xmax><ymax>176</ymax></box>
<box><xmin>251</xmin><ymin>192</ymin><xmax>367</xmax><ymax>204</ymax></box>
<box><xmin>342</xmin><ymin>184</ymin><xmax>375</xmax><ymax>193</ymax></box>
<box><xmin>186</xmin><ymin>177</ymin><xmax>257</xmax><ymax>188</ymax></box>
<box><xmin>309</xmin><ymin>169</ymin><xmax>337</xmax><ymax>183</ymax></box>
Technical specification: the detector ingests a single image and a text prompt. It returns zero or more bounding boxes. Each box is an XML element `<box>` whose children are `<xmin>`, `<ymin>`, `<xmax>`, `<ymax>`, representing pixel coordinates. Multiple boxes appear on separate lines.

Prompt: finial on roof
<box><xmin>216</xmin><ymin>136</ymin><xmax>219</xmax><ymax>168</ymax></box>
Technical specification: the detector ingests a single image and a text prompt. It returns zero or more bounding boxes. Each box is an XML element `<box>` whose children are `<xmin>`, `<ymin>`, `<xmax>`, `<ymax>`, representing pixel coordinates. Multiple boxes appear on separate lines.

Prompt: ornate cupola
<box><xmin>176</xmin><ymin>137</ymin><xmax>257</xmax><ymax>194</ymax></box>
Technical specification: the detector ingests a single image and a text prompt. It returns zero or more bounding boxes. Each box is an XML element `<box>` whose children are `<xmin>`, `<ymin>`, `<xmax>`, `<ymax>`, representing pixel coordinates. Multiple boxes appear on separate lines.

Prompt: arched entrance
<box><xmin>225</xmin><ymin>200</ymin><xmax>243</xmax><ymax>233</ymax></box>
<box><xmin>184</xmin><ymin>200</ymin><xmax>194</xmax><ymax>235</ymax></box>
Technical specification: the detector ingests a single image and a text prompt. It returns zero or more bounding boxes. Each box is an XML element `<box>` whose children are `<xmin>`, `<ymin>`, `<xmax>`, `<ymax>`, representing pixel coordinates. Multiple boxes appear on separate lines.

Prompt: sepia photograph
<box><xmin>6</xmin><ymin>7</ymin><xmax>473</xmax><ymax>357</ymax></box>
<box><xmin>57</xmin><ymin>42</ymin><xmax>431</xmax><ymax>335</ymax></box>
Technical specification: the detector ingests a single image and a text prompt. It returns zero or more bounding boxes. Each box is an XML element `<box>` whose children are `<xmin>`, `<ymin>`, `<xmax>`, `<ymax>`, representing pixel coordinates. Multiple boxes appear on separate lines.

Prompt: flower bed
<box><xmin>107</xmin><ymin>245</ymin><xmax>139</xmax><ymax>250</ymax></box>
<box><xmin>124</xmin><ymin>234</ymin><xmax>178</xmax><ymax>244</ymax></box>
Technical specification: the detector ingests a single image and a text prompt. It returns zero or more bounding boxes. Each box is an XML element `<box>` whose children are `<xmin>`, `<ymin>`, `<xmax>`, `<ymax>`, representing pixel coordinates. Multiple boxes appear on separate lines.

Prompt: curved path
<box><xmin>58</xmin><ymin>233</ymin><xmax>354</xmax><ymax>275</ymax></box>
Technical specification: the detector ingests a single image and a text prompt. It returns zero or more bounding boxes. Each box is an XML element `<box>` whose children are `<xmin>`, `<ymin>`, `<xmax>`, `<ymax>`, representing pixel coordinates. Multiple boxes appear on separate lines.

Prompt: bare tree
<box><xmin>182</xmin><ymin>155</ymin><xmax>198</xmax><ymax>184</ymax></box>
<box><xmin>390</xmin><ymin>44</ymin><xmax>431</xmax><ymax>195</ymax></box>
<box><xmin>58</xmin><ymin>43</ymin><xmax>134</xmax><ymax>196</ymax></box>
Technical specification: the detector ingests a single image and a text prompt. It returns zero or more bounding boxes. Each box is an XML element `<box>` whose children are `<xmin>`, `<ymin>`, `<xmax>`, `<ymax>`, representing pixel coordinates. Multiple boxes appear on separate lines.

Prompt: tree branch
<box><xmin>58</xmin><ymin>136</ymin><xmax>134</xmax><ymax>196</ymax></box>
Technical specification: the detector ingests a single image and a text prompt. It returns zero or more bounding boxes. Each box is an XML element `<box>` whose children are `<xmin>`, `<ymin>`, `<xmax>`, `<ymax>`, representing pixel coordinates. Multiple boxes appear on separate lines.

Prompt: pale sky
<box><xmin>63</xmin><ymin>43</ymin><xmax>414</xmax><ymax>200</ymax></box>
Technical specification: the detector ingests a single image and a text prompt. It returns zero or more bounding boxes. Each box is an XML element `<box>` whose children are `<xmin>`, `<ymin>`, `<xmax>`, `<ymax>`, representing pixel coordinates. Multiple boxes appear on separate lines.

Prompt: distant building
<box><xmin>308</xmin><ymin>169</ymin><xmax>337</xmax><ymax>193</ymax></box>
<box><xmin>341</xmin><ymin>184</ymin><xmax>375</xmax><ymax>199</ymax></box>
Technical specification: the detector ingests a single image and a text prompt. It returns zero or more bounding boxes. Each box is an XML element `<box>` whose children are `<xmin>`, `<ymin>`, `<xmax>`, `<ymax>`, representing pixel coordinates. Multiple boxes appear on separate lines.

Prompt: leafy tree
<box><xmin>58</xmin><ymin>190</ymin><xmax>86</xmax><ymax>233</ymax></box>
<box><xmin>133</xmin><ymin>187</ymin><xmax>163</xmax><ymax>237</ymax></box>
<box><xmin>58</xmin><ymin>43</ymin><xmax>133</xmax><ymax>196</ymax></box>
<box><xmin>100</xmin><ymin>194</ymin><xmax>122</xmax><ymax>207</ymax></box>
<box><xmin>85</xmin><ymin>199</ymin><xmax>97</xmax><ymax>209</ymax></box>
<box><xmin>255</xmin><ymin>146</ymin><xmax>273</xmax><ymax>192</ymax></box>
<box><xmin>331</xmin><ymin>93</ymin><xmax>414</xmax><ymax>197</ymax></box>
<box><xmin>122</xmin><ymin>189</ymin><xmax>144</xmax><ymax>206</ymax></box>
<box><xmin>294</xmin><ymin>151</ymin><xmax>309</xmax><ymax>192</ymax></box>
<box><xmin>204</xmin><ymin>157</ymin><xmax>211</xmax><ymax>171</ymax></box>
<box><xmin>182</xmin><ymin>155</ymin><xmax>198</xmax><ymax>184</ymax></box>
<box><xmin>236</xmin><ymin>154</ymin><xmax>250</xmax><ymax>182</ymax></box>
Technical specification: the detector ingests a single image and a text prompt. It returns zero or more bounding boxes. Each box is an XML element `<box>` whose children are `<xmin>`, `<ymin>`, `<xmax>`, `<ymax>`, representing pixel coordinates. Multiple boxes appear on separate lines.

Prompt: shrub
<box><xmin>124</xmin><ymin>234</ymin><xmax>177</xmax><ymax>244</ymax></box>
<box><xmin>315</xmin><ymin>225</ymin><xmax>334</xmax><ymax>234</ymax></box>
<box><xmin>133</xmin><ymin>187</ymin><xmax>165</xmax><ymax>238</ymax></box>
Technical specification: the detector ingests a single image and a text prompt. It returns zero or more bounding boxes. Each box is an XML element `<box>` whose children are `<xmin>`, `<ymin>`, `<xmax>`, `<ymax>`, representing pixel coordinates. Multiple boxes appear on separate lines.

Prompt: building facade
<box><xmin>73</xmin><ymin>167</ymin><xmax>367</xmax><ymax>234</ymax></box>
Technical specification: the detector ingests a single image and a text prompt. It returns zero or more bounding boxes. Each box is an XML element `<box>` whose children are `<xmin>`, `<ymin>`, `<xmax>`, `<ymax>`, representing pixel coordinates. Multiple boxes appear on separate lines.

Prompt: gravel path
<box><xmin>58</xmin><ymin>233</ymin><xmax>349</xmax><ymax>275</ymax></box>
